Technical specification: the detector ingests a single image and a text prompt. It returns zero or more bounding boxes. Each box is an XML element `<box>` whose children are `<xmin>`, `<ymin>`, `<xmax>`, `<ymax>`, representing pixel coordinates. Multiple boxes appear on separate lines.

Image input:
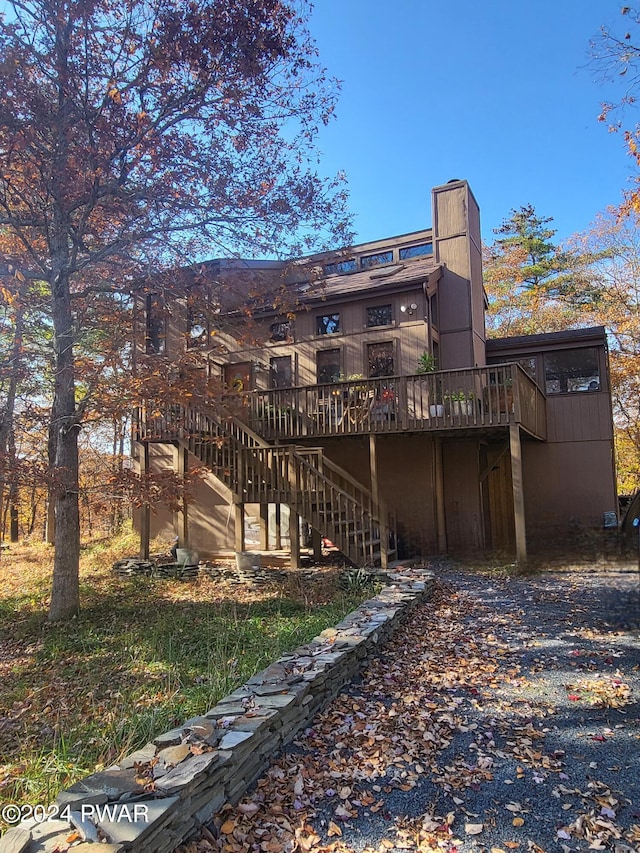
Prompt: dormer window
<box><xmin>316</xmin><ymin>313</ymin><xmax>340</xmax><ymax>335</ymax></box>
<box><xmin>399</xmin><ymin>242</ymin><xmax>433</xmax><ymax>260</ymax></box>
<box><xmin>323</xmin><ymin>259</ymin><xmax>357</xmax><ymax>276</ymax></box>
<box><xmin>361</xmin><ymin>250</ymin><xmax>393</xmax><ymax>269</ymax></box>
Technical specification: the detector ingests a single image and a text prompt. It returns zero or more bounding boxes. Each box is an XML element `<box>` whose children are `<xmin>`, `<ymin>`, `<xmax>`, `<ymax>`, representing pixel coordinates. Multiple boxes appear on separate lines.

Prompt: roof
<box><xmin>487</xmin><ymin>326</ymin><xmax>607</xmax><ymax>354</ymax></box>
<box><xmin>299</xmin><ymin>257</ymin><xmax>441</xmax><ymax>302</ymax></box>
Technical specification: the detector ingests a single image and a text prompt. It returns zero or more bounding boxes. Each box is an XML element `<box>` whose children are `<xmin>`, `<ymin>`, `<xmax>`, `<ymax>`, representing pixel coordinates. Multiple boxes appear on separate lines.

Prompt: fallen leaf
<box><xmin>465</xmin><ymin>823</ymin><xmax>484</xmax><ymax>834</ymax></box>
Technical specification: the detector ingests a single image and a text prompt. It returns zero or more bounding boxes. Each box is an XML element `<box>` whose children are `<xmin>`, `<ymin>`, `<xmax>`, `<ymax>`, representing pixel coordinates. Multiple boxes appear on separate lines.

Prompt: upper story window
<box><xmin>399</xmin><ymin>242</ymin><xmax>433</xmax><ymax>260</ymax></box>
<box><xmin>317</xmin><ymin>348</ymin><xmax>341</xmax><ymax>383</ymax></box>
<box><xmin>145</xmin><ymin>294</ymin><xmax>165</xmax><ymax>354</ymax></box>
<box><xmin>270</xmin><ymin>320</ymin><xmax>293</xmax><ymax>342</ymax></box>
<box><xmin>323</xmin><ymin>259</ymin><xmax>357</xmax><ymax>276</ymax></box>
<box><xmin>317</xmin><ymin>313</ymin><xmax>340</xmax><ymax>335</ymax></box>
<box><xmin>367</xmin><ymin>341</ymin><xmax>395</xmax><ymax>378</ymax></box>
<box><xmin>361</xmin><ymin>250</ymin><xmax>393</xmax><ymax>269</ymax></box>
<box><xmin>187</xmin><ymin>307</ymin><xmax>209</xmax><ymax>349</ymax></box>
<box><xmin>367</xmin><ymin>304</ymin><xmax>392</xmax><ymax>327</ymax></box>
<box><xmin>543</xmin><ymin>348</ymin><xmax>600</xmax><ymax>394</ymax></box>
<box><xmin>270</xmin><ymin>355</ymin><xmax>292</xmax><ymax>389</ymax></box>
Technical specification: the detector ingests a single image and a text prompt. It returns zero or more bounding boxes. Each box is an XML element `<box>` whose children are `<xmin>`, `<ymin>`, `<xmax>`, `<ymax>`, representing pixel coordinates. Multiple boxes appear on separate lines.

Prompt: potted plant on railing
<box><xmin>444</xmin><ymin>389</ymin><xmax>475</xmax><ymax>417</ymax></box>
<box><xmin>416</xmin><ymin>352</ymin><xmax>443</xmax><ymax>417</ymax></box>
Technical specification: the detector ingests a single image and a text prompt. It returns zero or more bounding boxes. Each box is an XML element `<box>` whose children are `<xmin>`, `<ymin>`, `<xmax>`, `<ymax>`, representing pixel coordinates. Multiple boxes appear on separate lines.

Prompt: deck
<box><xmin>237</xmin><ymin>363</ymin><xmax>547</xmax><ymax>442</ymax></box>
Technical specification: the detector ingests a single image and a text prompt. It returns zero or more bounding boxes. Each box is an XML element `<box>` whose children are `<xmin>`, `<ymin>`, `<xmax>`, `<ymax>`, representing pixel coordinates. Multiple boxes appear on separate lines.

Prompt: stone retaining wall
<box><xmin>1</xmin><ymin>567</ymin><xmax>433</xmax><ymax>853</ymax></box>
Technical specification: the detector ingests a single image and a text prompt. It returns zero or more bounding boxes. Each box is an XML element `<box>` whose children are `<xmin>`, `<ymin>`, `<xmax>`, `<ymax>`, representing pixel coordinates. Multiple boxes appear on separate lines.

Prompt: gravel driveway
<box><xmin>179</xmin><ymin>562</ymin><xmax>640</xmax><ymax>853</ymax></box>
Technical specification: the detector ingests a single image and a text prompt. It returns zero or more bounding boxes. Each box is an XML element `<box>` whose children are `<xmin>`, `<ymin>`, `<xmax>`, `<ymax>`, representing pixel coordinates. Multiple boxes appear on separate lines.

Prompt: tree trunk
<box><xmin>48</xmin><ymin>267</ymin><xmax>81</xmax><ymax>622</ymax></box>
<box><xmin>8</xmin><ymin>428</ymin><xmax>19</xmax><ymax>542</ymax></box>
<box><xmin>0</xmin><ymin>282</ymin><xmax>27</xmax><ymax>552</ymax></box>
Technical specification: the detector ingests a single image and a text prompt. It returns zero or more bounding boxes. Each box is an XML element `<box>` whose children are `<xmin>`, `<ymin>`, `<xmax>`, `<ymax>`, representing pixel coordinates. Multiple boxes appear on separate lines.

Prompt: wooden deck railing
<box><xmin>242</xmin><ymin>364</ymin><xmax>547</xmax><ymax>441</ymax></box>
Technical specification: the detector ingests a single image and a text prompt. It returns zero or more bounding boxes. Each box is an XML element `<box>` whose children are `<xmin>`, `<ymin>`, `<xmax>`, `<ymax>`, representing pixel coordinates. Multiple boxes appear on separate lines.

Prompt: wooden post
<box><xmin>369</xmin><ymin>434</ymin><xmax>388</xmax><ymax>570</ymax></box>
<box><xmin>234</xmin><ymin>502</ymin><xmax>245</xmax><ymax>554</ymax></box>
<box><xmin>312</xmin><ymin>527</ymin><xmax>322</xmax><ymax>560</ymax></box>
<box><xmin>174</xmin><ymin>443</ymin><xmax>188</xmax><ymax>547</ymax></box>
<box><xmin>259</xmin><ymin>503</ymin><xmax>269</xmax><ymax>550</ymax></box>
<box><xmin>434</xmin><ymin>437</ymin><xmax>447</xmax><ymax>553</ymax></box>
<box><xmin>139</xmin><ymin>442</ymin><xmax>150</xmax><ymax>560</ymax></box>
<box><xmin>509</xmin><ymin>423</ymin><xmax>527</xmax><ymax>566</ymax></box>
<box><xmin>288</xmin><ymin>446</ymin><xmax>301</xmax><ymax>569</ymax></box>
<box><xmin>289</xmin><ymin>509</ymin><xmax>301</xmax><ymax>569</ymax></box>
<box><xmin>274</xmin><ymin>503</ymin><xmax>282</xmax><ymax>550</ymax></box>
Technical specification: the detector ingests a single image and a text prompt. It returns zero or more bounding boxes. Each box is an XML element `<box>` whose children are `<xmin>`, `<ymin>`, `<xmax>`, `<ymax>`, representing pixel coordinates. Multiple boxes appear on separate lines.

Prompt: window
<box><xmin>361</xmin><ymin>250</ymin><xmax>393</xmax><ymax>269</ymax></box>
<box><xmin>429</xmin><ymin>293</ymin><xmax>439</xmax><ymax>329</ymax></box>
<box><xmin>316</xmin><ymin>313</ymin><xmax>340</xmax><ymax>335</ymax></box>
<box><xmin>544</xmin><ymin>348</ymin><xmax>600</xmax><ymax>394</ymax></box>
<box><xmin>323</xmin><ymin>259</ymin><xmax>357</xmax><ymax>275</ymax></box>
<box><xmin>367</xmin><ymin>304</ymin><xmax>392</xmax><ymax>327</ymax></box>
<box><xmin>270</xmin><ymin>320</ymin><xmax>293</xmax><ymax>342</ymax></box>
<box><xmin>187</xmin><ymin>306</ymin><xmax>209</xmax><ymax>349</ymax></box>
<box><xmin>145</xmin><ymin>294</ymin><xmax>165</xmax><ymax>354</ymax></box>
<box><xmin>317</xmin><ymin>348</ymin><xmax>341</xmax><ymax>383</ymax></box>
<box><xmin>399</xmin><ymin>242</ymin><xmax>433</xmax><ymax>260</ymax></box>
<box><xmin>367</xmin><ymin>341</ymin><xmax>394</xmax><ymax>378</ymax></box>
<box><xmin>270</xmin><ymin>356</ymin><xmax>292</xmax><ymax>389</ymax></box>
<box><xmin>516</xmin><ymin>357</ymin><xmax>537</xmax><ymax>381</ymax></box>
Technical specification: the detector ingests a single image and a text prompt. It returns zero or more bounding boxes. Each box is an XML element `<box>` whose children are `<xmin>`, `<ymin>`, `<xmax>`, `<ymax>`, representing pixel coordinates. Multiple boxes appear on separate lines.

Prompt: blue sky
<box><xmin>309</xmin><ymin>0</ymin><xmax>634</xmax><ymax>247</ymax></box>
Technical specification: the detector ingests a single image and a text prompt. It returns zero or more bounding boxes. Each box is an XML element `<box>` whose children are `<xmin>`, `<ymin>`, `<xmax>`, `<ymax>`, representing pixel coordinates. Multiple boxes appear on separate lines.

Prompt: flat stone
<box><xmin>186</xmin><ymin>718</ymin><xmax>216</xmax><ymax>741</ymax></box>
<box><xmin>118</xmin><ymin>742</ymin><xmax>157</xmax><ymax>770</ymax></box>
<box><xmin>206</xmin><ymin>700</ymin><xmax>247</xmax><ymax>716</ymax></box>
<box><xmin>19</xmin><ymin>819</ymin><xmax>71</xmax><ymax>852</ymax></box>
<box><xmin>69</xmin><ymin>810</ymin><xmax>100</xmax><ymax>842</ymax></box>
<box><xmin>218</xmin><ymin>730</ymin><xmax>254</xmax><ymax>750</ymax></box>
<box><xmin>152</xmin><ymin>727</ymin><xmax>186</xmax><ymax>747</ymax></box>
<box><xmin>250</xmin><ymin>662</ymin><xmax>287</xmax><ymax>683</ymax></box>
<box><xmin>97</xmin><ymin>796</ymin><xmax>179</xmax><ymax>845</ymax></box>
<box><xmin>244</xmin><ymin>682</ymin><xmax>289</xmax><ymax>696</ymax></box>
<box><xmin>156</xmin><ymin>743</ymin><xmax>191</xmax><ymax>767</ymax></box>
<box><xmin>0</xmin><ymin>826</ymin><xmax>32</xmax><ymax>853</ymax></box>
<box><xmin>231</xmin><ymin>709</ymin><xmax>279</xmax><ymax>733</ymax></box>
<box><xmin>56</xmin><ymin>788</ymin><xmax>109</xmax><ymax>809</ymax></box>
<box><xmin>253</xmin><ymin>692</ymin><xmax>298</xmax><ymax>710</ymax></box>
<box><xmin>68</xmin><ymin>845</ymin><xmax>123</xmax><ymax>853</ymax></box>
<box><xmin>63</xmin><ymin>768</ymin><xmax>145</xmax><ymax>802</ymax></box>
<box><xmin>156</xmin><ymin>751</ymin><xmax>220</xmax><ymax>794</ymax></box>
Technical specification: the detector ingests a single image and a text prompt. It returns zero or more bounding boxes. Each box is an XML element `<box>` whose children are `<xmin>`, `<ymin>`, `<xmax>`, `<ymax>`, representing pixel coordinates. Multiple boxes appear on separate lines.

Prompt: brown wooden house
<box><xmin>132</xmin><ymin>180</ymin><xmax>618</xmax><ymax>566</ymax></box>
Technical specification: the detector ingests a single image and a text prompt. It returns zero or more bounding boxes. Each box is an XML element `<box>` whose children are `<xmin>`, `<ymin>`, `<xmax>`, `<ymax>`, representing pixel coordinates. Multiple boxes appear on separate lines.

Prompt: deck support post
<box><xmin>139</xmin><ymin>442</ymin><xmax>150</xmax><ymax>560</ymax></box>
<box><xmin>259</xmin><ymin>504</ymin><xmax>269</xmax><ymax>550</ymax></box>
<box><xmin>369</xmin><ymin>434</ymin><xmax>388</xmax><ymax>570</ymax></box>
<box><xmin>234</xmin><ymin>502</ymin><xmax>245</xmax><ymax>554</ymax></box>
<box><xmin>289</xmin><ymin>510</ymin><xmax>301</xmax><ymax>569</ymax></box>
<box><xmin>174</xmin><ymin>442</ymin><xmax>189</xmax><ymax>547</ymax></box>
<box><xmin>274</xmin><ymin>503</ymin><xmax>282</xmax><ymax>550</ymax></box>
<box><xmin>509</xmin><ymin>423</ymin><xmax>527</xmax><ymax>566</ymax></box>
<box><xmin>312</xmin><ymin>527</ymin><xmax>322</xmax><ymax>560</ymax></box>
<box><xmin>288</xmin><ymin>446</ymin><xmax>301</xmax><ymax>569</ymax></box>
<box><xmin>434</xmin><ymin>437</ymin><xmax>447</xmax><ymax>552</ymax></box>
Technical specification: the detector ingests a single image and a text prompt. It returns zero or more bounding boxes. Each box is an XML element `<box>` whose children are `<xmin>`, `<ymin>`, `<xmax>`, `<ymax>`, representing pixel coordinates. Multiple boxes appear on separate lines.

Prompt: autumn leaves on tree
<box><xmin>0</xmin><ymin>0</ymin><xmax>351</xmax><ymax>620</ymax></box>
<box><xmin>481</xmin><ymin>5</ymin><xmax>640</xmax><ymax>499</ymax></box>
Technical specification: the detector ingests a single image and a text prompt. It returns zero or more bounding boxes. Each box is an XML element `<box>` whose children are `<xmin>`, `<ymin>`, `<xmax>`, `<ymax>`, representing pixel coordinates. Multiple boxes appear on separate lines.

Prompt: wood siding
<box><xmin>546</xmin><ymin>393</ymin><xmax>614</xmax><ymax>443</ymax></box>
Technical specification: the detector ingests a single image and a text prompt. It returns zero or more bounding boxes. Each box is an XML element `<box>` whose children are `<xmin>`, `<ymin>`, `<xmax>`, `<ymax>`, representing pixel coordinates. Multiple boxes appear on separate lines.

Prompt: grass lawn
<box><xmin>0</xmin><ymin>532</ymin><xmax>376</xmax><ymax>826</ymax></box>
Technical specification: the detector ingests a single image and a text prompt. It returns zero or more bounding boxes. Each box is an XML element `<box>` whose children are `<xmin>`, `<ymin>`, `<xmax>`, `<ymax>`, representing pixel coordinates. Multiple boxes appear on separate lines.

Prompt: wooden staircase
<box><xmin>136</xmin><ymin>402</ymin><xmax>396</xmax><ymax>568</ymax></box>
